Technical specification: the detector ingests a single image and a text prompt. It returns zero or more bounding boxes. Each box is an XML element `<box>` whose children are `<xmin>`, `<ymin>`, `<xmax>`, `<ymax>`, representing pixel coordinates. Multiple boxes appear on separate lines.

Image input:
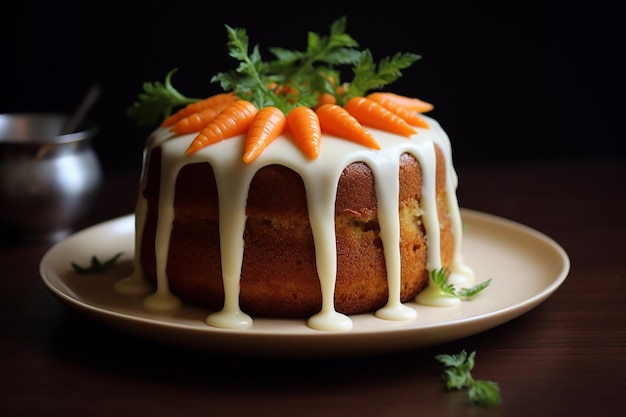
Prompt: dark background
<box><xmin>2</xmin><ymin>1</ymin><xmax>624</xmax><ymax>174</ymax></box>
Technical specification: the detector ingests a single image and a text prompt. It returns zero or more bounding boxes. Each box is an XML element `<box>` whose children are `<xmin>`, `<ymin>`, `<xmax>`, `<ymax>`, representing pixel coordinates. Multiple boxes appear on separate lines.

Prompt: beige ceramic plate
<box><xmin>40</xmin><ymin>209</ymin><xmax>569</xmax><ymax>358</ymax></box>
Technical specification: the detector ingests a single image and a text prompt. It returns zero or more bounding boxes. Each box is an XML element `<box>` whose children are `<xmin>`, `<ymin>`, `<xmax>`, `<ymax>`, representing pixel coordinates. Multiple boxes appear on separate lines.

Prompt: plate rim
<box><xmin>40</xmin><ymin>208</ymin><xmax>570</xmax><ymax>357</ymax></box>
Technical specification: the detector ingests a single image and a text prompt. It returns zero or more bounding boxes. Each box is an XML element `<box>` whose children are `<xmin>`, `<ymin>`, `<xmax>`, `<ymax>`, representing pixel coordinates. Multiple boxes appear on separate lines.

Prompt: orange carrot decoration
<box><xmin>170</xmin><ymin>100</ymin><xmax>233</xmax><ymax>134</ymax></box>
<box><xmin>185</xmin><ymin>100</ymin><xmax>258</xmax><ymax>155</ymax></box>
<box><xmin>127</xmin><ymin>19</ymin><xmax>434</xmax><ymax>159</ymax></box>
<box><xmin>314</xmin><ymin>92</ymin><xmax>337</xmax><ymax>109</ymax></box>
<box><xmin>243</xmin><ymin>106</ymin><xmax>286</xmax><ymax>163</ymax></box>
<box><xmin>365</xmin><ymin>93</ymin><xmax>430</xmax><ymax>129</ymax></box>
<box><xmin>161</xmin><ymin>92</ymin><xmax>236</xmax><ymax>127</ymax></box>
<box><xmin>286</xmin><ymin>106</ymin><xmax>322</xmax><ymax>159</ymax></box>
<box><xmin>365</xmin><ymin>92</ymin><xmax>434</xmax><ymax>113</ymax></box>
<box><xmin>344</xmin><ymin>97</ymin><xmax>417</xmax><ymax>137</ymax></box>
<box><xmin>315</xmin><ymin>104</ymin><xmax>380</xmax><ymax>150</ymax></box>
<box><xmin>274</xmin><ymin>84</ymin><xmax>299</xmax><ymax>103</ymax></box>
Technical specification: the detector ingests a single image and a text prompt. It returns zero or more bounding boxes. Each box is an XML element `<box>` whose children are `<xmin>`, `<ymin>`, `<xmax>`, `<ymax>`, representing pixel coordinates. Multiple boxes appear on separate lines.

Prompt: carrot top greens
<box><xmin>126</xmin><ymin>17</ymin><xmax>438</xmax><ymax>161</ymax></box>
<box><xmin>126</xmin><ymin>16</ymin><xmax>421</xmax><ymax>126</ymax></box>
<box><xmin>126</xmin><ymin>70</ymin><xmax>201</xmax><ymax>127</ymax></box>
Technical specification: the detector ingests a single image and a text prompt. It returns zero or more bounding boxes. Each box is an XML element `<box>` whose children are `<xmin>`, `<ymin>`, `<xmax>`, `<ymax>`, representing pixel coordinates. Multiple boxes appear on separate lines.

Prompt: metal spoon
<box><xmin>61</xmin><ymin>84</ymin><xmax>101</xmax><ymax>135</ymax></box>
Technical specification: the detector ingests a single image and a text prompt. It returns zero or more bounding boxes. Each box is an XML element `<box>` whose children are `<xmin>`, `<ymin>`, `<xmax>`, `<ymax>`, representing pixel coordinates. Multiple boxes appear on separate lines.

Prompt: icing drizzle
<box><xmin>117</xmin><ymin>115</ymin><xmax>474</xmax><ymax>331</ymax></box>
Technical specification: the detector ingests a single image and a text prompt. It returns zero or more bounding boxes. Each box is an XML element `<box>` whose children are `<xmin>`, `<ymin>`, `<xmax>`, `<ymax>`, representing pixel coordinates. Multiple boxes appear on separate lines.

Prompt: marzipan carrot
<box><xmin>365</xmin><ymin>93</ymin><xmax>430</xmax><ymax>129</ymax></box>
<box><xmin>314</xmin><ymin>92</ymin><xmax>336</xmax><ymax>109</ymax></box>
<box><xmin>161</xmin><ymin>92</ymin><xmax>236</xmax><ymax>127</ymax></box>
<box><xmin>315</xmin><ymin>104</ymin><xmax>380</xmax><ymax>150</ymax></box>
<box><xmin>286</xmin><ymin>106</ymin><xmax>322</xmax><ymax>159</ymax></box>
<box><xmin>185</xmin><ymin>100</ymin><xmax>258</xmax><ymax>155</ymax></box>
<box><xmin>243</xmin><ymin>106</ymin><xmax>286</xmax><ymax>163</ymax></box>
<box><xmin>344</xmin><ymin>97</ymin><xmax>417</xmax><ymax>137</ymax></box>
<box><xmin>365</xmin><ymin>92</ymin><xmax>434</xmax><ymax>113</ymax></box>
<box><xmin>277</xmin><ymin>85</ymin><xmax>299</xmax><ymax>103</ymax></box>
<box><xmin>267</xmin><ymin>82</ymin><xmax>299</xmax><ymax>103</ymax></box>
<box><xmin>170</xmin><ymin>100</ymin><xmax>233</xmax><ymax>134</ymax></box>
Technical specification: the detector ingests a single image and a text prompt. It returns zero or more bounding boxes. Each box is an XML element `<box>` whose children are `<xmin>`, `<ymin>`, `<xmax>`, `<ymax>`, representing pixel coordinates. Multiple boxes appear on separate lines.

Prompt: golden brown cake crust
<box><xmin>140</xmin><ymin>145</ymin><xmax>453</xmax><ymax>318</ymax></box>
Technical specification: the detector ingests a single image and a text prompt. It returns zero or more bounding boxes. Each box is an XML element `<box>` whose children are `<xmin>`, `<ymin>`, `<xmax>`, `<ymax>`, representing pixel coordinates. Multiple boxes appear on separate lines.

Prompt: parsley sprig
<box><xmin>212</xmin><ymin>25</ymin><xmax>282</xmax><ymax>110</ymax></box>
<box><xmin>126</xmin><ymin>16</ymin><xmax>421</xmax><ymax>126</ymax></box>
<box><xmin>430</xmin><ymin>268</ymin><xmax>491</xmax><ymax>299</ymax></box>
<box><xmin>435</xmin><ymin>350</ymin><xmax>502</xmax><ymax>407</ymax></box>
<box><xmin>125</xmin><ymin>69</ymin><xmax>201</xmax><ymax>127</ymax></box>
<box><xmin>266</xmin><ymin>16</ymin><xmax>361</xmax><ymax>83</ymax></box>
<box><xmin>345</xmin><ymin>50</ymin><xmax>420</xmax><ymax>101</ymax></box>
<box><xmin>71</xmin><ymin>252</ymin><xmax>124</xmax><ymax>274</ymax></box>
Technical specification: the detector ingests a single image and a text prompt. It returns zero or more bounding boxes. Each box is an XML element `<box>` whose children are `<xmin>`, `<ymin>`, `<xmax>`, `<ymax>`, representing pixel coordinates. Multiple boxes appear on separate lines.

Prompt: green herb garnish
<box><xmin>126</xmin><ymin>16</ymin><xmax>421</xmax><ymax>126</ymax></box>
<box><xmin>345</xmin><ymin>49</ymin><xmax>420</xmax><ymax>101</ymax></box>
<box><xmin>435</xmin><ymin>350</ymin><xmax>502</xmax><ymax>408</ymax></box>
<box><xmin>430</xmin><ymin>268</ymin><xmax>491</xmax><ymax>299</ymax></box>
<box><xmin>125</xmin><ymin>69</ymin><xmax>201</xmax><ymax>127</ymax></box>
<box><xmin>71</xmin><ymin>252</ymin><xmax>124</xmax><ymax>274</ymax></box>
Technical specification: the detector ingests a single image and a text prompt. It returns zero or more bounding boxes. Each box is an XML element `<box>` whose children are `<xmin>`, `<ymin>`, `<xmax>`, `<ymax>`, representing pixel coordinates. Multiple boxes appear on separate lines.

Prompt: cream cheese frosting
<box><xmin>115</xmin><ymin>114</ymin><xmax>474</xmax><ymax>331</ymax></box>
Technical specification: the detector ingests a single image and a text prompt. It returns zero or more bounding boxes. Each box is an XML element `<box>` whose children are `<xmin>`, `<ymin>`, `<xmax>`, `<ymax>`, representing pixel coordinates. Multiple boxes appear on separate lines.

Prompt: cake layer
<box><xmin>139</xmin><ymin>143</ymin><xmax>454</xmax><ymax>317</ymax></box>
<box><xmin>125</xmin><ymin>114</ymin><xmax>472</xmax><ymax>331</ymax></box>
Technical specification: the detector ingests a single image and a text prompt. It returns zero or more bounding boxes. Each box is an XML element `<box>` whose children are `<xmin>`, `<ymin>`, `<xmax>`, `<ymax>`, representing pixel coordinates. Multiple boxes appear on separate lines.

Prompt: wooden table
<box><xmin>2</xmin><ymin>157</ymin><xmax>624</xmax><ymax>417</ymax></box>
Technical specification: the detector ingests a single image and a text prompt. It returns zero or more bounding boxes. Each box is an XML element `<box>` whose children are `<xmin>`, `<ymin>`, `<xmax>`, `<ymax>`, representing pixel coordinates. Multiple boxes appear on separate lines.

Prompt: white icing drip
<box><xmin>118</xmin><ymin>115</ymin><xmax>473</xmax><ymax>331</ymax></box>
<box><xmin>203</xmin><ymin>141</ymin><xmax>254</xmax><ymax>329</ymax></box>
<box><xmin>411</xmin><ymin>141</ymin><xmax>460</xmax><ymax>308</ymax></box>
<box><xmin>114</xmin><ymin>158</ymin><xmax>153</xmax><ymax>296</ymax></box>
<box><xmin>414</xmin><ymin>122</ymin><xmax>473</xmax><ymax>307</ymax></box>
<box><xmin>143</xmin><ymin>141</ymin><xmax>182</xmax><ymax>311</ymax></box>
<box><xmin>302</xmin><ymin>163</ymin><xmax>351</xmax><ymax>331</ymax></box>
<box><xmin>368</xmin><ymin>148</ymin><xmax>417</xmax><ymax>321</ymax></box>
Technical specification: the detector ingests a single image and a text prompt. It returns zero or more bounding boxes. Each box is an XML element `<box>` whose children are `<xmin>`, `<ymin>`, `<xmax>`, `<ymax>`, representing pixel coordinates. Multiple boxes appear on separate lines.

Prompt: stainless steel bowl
<box><xmin>0</xmin><ymin>113</ymin><xmax>103</xmax><ymax>243</ymax></box>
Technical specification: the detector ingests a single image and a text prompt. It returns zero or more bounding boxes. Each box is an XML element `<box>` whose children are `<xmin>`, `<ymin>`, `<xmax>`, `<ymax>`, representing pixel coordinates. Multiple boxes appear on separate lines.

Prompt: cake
<box><xmin>118</xmin><ymin>18</ymin><xmax>480</xmax><ymax>331</ymax></box>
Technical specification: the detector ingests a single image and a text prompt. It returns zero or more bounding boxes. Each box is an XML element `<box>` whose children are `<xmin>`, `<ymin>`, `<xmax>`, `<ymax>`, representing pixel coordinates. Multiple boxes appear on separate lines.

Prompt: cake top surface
<box><xmin>126</xmin><ymin>16</ymin><xmax>436</xmax><ymax>162</ymax></box>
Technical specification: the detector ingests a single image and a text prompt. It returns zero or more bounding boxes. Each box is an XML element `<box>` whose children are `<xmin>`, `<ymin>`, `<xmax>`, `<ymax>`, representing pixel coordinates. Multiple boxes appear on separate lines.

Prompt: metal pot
<box><xmin>0</xmin><ymin>113</ymin><xmax>103</xmax><ymax>243</ymax></box>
